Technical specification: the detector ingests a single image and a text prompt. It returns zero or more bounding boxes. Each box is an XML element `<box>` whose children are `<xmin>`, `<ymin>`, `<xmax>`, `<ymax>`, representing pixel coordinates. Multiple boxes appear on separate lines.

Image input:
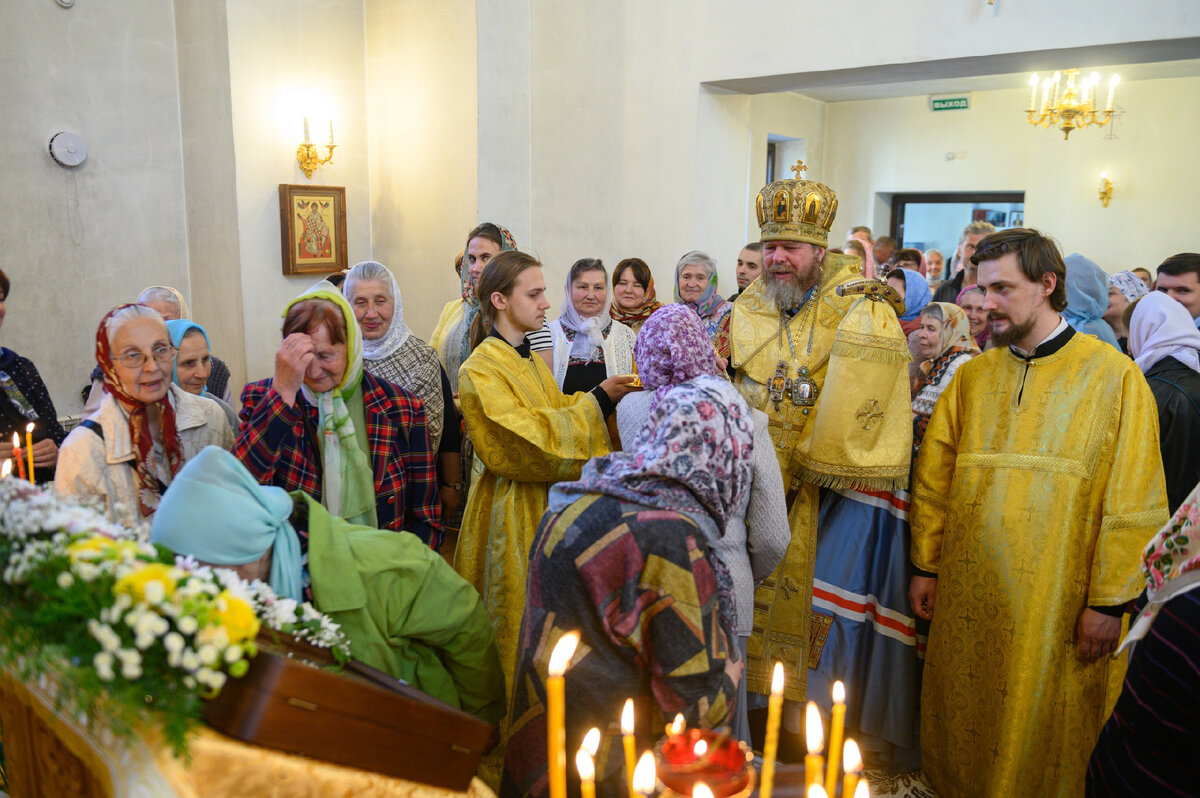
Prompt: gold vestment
<box><xmin>731</xmin><ymin>254</ymin><xmax>912</xmax><ymax>701</ymax></box>
<box><xmin>910</xmin><ymin>333</ymin><xmax>1169</xmax><ymax>798</ymax></box>
<box><xmin>455</xmin><ymin>336</ymin><xmax>610</xmax><ymax>689</ymax></box>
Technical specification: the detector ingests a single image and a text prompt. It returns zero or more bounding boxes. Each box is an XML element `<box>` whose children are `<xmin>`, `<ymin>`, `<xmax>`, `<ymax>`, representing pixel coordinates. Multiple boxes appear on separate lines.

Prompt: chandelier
<box><xmin>1025</xmin><ymin>69</ymin><xmax>1119</xmax><ymax>139</ymax></box>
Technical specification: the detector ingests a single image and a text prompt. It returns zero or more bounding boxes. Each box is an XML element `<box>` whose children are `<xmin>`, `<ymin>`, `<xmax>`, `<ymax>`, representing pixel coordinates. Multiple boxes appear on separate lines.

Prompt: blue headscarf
<box><xmin>150</xmin><ymin>446</ymin><xmax>304</xmax><ymax>601</ymax></box>
<box><xmin>165</xmin><ymin>319</ymin><xmax>211</xmax><ymax>394</ymax></box>
<box><xmin>1062</xmin><ymin>254</ymin><xmax>1120</xmax><ymax>349</ymax></box>
<box><xmin>897</xmin><ymin>269</ymin><xmax>933</xmax><ymax>322</ymax></box>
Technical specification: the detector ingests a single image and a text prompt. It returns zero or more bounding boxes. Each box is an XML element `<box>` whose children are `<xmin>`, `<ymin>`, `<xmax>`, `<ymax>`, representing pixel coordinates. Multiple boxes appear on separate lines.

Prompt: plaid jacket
<box><xmin>234</xmin><ymin>373</ymin><xmax>442</xmax><ymax>549</ymax></box>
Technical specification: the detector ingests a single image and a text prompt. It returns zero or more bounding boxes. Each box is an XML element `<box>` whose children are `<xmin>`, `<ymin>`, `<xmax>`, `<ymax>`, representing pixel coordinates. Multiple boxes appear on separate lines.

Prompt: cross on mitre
<box><xmin>790</xmin><ymin>160</ymin><xmax>808</xmax><ymax>178</ymax></box>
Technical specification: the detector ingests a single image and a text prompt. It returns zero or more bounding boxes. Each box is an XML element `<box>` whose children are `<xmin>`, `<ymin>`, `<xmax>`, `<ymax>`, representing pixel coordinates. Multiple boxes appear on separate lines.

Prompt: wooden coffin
<box><xmin>203</xmin><ymin>634</ymin><xmax>497</xmax><ymax>791</ymax></box>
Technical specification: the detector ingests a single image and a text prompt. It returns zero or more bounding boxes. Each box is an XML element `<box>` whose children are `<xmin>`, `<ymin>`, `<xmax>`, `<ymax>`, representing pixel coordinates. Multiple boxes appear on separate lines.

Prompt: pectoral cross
<box><xmin>790</xmin><ymin>160</ymin><xmax>808</xmax><ymax>178</ymax></box>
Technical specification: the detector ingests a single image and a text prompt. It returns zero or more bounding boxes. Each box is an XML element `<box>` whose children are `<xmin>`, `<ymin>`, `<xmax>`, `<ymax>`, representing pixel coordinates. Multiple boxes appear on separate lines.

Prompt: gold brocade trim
<box><xmin>829</xmin><ymin>335</ymin><xmax>911</xmax><ymax>364</ymax></box>
<box><xmin>957</xmin><ymin>452</ymin><xmax>1089</xmax><ymax>479</ymax></box>
<box><xmin>792</xmin><ymin>460</ymin><xmax>909</xmax><ymax>493</ymax></box>
<box><xmin>1101</xmin><ymin>507</ymin><xmax>1170</xmax><ymax>532</ymax></box>
<box><xmin>808</xmin><ymin>612</ymin><xmax>834</xmax><ymax>668</ymax></box>
<box><xmin>912</xmin><ymin>486</ymin><xmax>950</xmax><ymax>512</ymax></box>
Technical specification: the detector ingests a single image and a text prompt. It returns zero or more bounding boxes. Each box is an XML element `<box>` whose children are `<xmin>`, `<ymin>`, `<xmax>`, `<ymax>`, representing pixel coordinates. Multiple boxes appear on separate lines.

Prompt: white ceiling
<box><xmin>797</xmin><ymin>58</ymin><xmax>1200</xmax><ymax>102</ymax></box>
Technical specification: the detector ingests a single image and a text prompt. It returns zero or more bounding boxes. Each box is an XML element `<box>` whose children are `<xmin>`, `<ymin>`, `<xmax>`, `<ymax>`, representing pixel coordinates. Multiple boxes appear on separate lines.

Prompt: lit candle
<box><xmin>576</xmin><ymin>748</ymin><xmax>596</xmax><ymax>798</ymax></box>
<box><xmin>303</xmin><ymin>117</ymin><xmax>311</xmax><ymax>144</ymax></box>
<box><xmin>667</xmin><ymin>713</ymin><xmax>685</xmax><ymax>737</ymax></box>
<box><xmin>11</xmin><ymin>433</ymin><xmax>26</xmax><ymax>482</ymax></box>
<box><xmin>631</xmin><ymin>751</ymin><xmax>656</xmax><ymax>798</ymax></box>
<box><xmin>694</xmin><ymin>781</ymin><xmax>714</xmax><ymax>798</ymax></box>
<box><xmin>693</xmin><ymin>739</ymin><xmax>708</xmax><ymax>758</ymax></box>
<box><xmin>1040</xmin><ymin>77</ymin><xmax>1052</xmax><ymax>113</ymax></box>
<box><xmin>808</xmin><ymin>786</ymin><xmax>829</xmax><ymax>798</ymax></box>
<box><xmin>1050</xmin><ymin>71</ymin><xmax>1061</xmax><ymax>110</ymax></box>
<box><xmin>760</xmin><ymin>662</ymin><xmax>785</xmax><ymax>798</ymax></box>
<box><xmin>804</xmin><ymin>701</ymin><xmax>825</xmax><ymax>790</ymax></box>
<box><xmin>1106</xmin><ymin>74</ymin><xmax>1119</xmax><ymax>111</ymax></box>
<box><xmin>25</xmin><ymin>422</ymin><xmax>35</xmax><ymax>483</ymax></box>
<box><xmin>547</xmin><ymin>632</ymin><xmax>579</xmax><ymax>798</ymax></box>
<box><xmin>328</xmin><ymin>119</ymin><xmax>334</xmax><ymax>146</ymax></box>
<box><xmin>622</xmin><ymin>698</ymin><xmax>637</xmax><ymax>797</ymax></box>
<box><xmin>581</xmin><ymin>727</ymin><xmax>601</xmax><ymax>757</ymax></box>
<box><xmin>1027</xmin><ymin>74</ymin><xmax>1039</xmax><ymax>110</ymax></box>
<box><xmin>1088</xmin><ymin>73</ymin><xmax>1100</xmax><ymax>107</ymax></box>
<box><xmin>843</xmin><ymin>739</ymin><xmax>863</xmax><ymax>798</ymax></box>
<box><xmin>854</xmin><ymin>780</ymin><xmax>870</xmax><ymax>798</ymax></box>
<box><xmin>2</xmin><ymin>459</ymin><xmax>12</xmax><ymax>479</ymax></box>
<box><xmin>825</xmin><ymin>681</ymin><xmax>846</xmax><ymax>797</ymax></box>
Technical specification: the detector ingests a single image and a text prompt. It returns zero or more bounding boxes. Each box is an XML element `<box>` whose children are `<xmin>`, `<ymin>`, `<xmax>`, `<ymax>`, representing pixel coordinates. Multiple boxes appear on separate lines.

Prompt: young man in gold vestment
<box><xmin>730</xmin><ymin>163</ymin><xmax>917</xmax><ymax>762</ymax></box>
<box><xmin>909</xmin><ymin>228</ymin><xmax>1169</xmax><ymax>798</ymax></box>
<box><xmin>454</xmin><ymin>252</ymin><xmax>636</xmax><ymax>695</ymax></box>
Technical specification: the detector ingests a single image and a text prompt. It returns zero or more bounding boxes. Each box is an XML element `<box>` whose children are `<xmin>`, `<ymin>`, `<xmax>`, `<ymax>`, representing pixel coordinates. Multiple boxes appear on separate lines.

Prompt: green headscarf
<box><xmin>284</xmin><ymin>282</ymin><xmax>377</xmax><ymax>528</ymax></box>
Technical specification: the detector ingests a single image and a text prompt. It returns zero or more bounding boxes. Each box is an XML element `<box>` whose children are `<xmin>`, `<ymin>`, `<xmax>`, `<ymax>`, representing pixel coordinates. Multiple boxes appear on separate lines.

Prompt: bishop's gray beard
<box><xmin>763</xmin><ymin>275</ymin><xmax>812</xmax><ymax>312</ymax></box>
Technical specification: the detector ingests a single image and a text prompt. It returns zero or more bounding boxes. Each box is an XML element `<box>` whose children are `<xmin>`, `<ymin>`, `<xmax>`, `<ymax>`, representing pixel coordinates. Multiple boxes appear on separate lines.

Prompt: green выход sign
<box><xmin>931</xmin><ymin>96</ymin><xmax>970</xmax><ymax>111</ymax></box>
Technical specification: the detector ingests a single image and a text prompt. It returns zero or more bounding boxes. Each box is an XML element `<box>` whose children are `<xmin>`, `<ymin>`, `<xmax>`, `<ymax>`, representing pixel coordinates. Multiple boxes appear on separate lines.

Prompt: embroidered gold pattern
<box><xmin>856</xmin><ymin>399</ymin><xmax>884</xmax><ymax>430</ymax></box>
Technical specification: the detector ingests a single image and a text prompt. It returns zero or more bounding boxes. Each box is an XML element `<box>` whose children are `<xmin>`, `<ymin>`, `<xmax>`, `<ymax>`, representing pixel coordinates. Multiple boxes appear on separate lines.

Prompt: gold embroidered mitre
<box><xmin>755</xmin><ymin>160</ymin><xmax>838</xmax><ymax>247</ymax></box>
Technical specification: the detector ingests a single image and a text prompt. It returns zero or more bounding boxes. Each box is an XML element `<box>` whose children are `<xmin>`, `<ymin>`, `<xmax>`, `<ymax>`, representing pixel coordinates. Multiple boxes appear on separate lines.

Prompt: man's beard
<box><xmin>989</xmin><ymin>311</ymin><xmax>1037</xmax><ymax>348</ymax></box>
<box><xmin>763</xmin><ymin>274</ymin><xmax>813</xmax><ymax>311</ymax></box>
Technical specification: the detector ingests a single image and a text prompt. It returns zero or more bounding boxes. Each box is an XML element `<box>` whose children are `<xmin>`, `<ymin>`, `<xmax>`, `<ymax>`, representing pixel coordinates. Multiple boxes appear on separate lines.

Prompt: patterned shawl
<box><xmin>673</xmin><ymin>258</ymin><xmax>727</xmax><ymax>319</ymax></box>
<box><xmin>609</xmin><ymin>275</ymin><xmax>663</xmax><ymax>328</ymax></box>
<box><xmin>634</xmin><ymin>305</ymin><xmax>722</xmax><ymax>412</ymax></box>
<box><xmin>549</xmin><ymin>376</ymin><xmax>753</xmax><ymax>532</ymax></box>
<box><xmin>1109</xmin><ymin>270</ymin><xmax>1149</xmax><ymax>303</ymax></box>
<box><xmin>96</xmin><ymin>304</ymin><xmax>184</xmax><ymax>517</ymax></box>
<box><xmin>912</xmin><ymin>303</ymin><xmax>980</xmax><ymax>459</ymax></box>
<box><xmin>956</xmin><ymin>284</ymin><xmax>990</xmax><ymax>349</ymax></box>
<box><xmin>344</xmin><ymin>260</ymin><xmax>412</xmax><ymax>361</ymax></box>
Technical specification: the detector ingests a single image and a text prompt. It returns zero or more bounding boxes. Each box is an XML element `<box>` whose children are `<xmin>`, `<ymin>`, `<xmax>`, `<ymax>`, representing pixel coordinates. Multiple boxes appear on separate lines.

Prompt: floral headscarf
<box><xmin>917</xmin><ymin>303</ymin><xmax>980</xmax><ymax>381</ymax></box>
<box><xmin>956</xmin><ymin>284</ymin><xmax>990</xmax><ymax>349</ymax></box>
<box><xmin>634</xmin><ymin>305</ymin><xmax>722</xmax><ymax>412</ymax></box>
<box><xmin>1109</xmin><ymin>270</ymin><xmax>1150</xmax><ymax>303</ymax></box>
<box><xmin>1118</xmin><ymin>479</ymin><xmax>1200</xmax><ymax>654</ymax></box>
<box><xmin>673</xmin><ymin>252</ymin><xmax>727</xmax><ymax>319</ymax></box>
<box><xmin>96</xmin><ymin>304</ymin><xmax>184</xmax><ymax>517</ymax></box>
<box><xmin>548</xmin><ymin>375</ymin><xmax>754</xmax><ymax>532</ymax></box>
<box><xmin>609</xmin><ymin>272</ymin><xmax>663</xmax><ymax>328</ymax></box>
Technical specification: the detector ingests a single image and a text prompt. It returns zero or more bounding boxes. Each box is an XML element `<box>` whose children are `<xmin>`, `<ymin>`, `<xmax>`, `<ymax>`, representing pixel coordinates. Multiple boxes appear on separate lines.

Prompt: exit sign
<box><xmin>931</xmin><ymin>95</ymin><xmax>970</xmax><ymax>111</ymax></box>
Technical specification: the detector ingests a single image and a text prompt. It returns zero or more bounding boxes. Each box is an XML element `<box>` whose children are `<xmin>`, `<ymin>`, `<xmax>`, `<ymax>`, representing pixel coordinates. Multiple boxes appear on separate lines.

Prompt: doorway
<box><xmin>890</xmin><ymin>192</ymin><xmax>1025</xmax><ymax>277</ymax></box>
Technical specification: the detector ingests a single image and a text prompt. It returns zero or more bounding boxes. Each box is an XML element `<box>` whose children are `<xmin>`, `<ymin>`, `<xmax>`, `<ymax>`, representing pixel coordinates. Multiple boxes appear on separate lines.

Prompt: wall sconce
<box><xmin>297</xmin><ymin>117</ymin><xmax>336</xmax><ymax>179</ymax></box>
<box><xmin>1098</xmin><ymin>171</ymin><xmax>1113</xmax><ymax>207</ymax></box>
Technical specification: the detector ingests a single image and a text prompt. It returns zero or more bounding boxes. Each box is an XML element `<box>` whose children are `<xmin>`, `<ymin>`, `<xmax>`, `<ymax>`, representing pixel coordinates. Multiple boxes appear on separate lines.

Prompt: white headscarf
<box><xmin>557</xmin><ymin>260</ymin><xmax>611</xmax><ymax>361</ymax></box>
<box><xmin>1129</xmin><ymin>291</ymin><xmax>1200</xmax><ymax>374</ymax></box>
<box><xmin>343</xmin><ymin>260</ymin><xmax>412</xmax><ymax>361</ymax></box>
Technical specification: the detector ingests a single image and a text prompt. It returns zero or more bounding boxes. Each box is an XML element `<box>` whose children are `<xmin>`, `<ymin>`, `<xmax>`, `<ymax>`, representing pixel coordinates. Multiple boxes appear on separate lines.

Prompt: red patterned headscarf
<box><xmin>96</xmin><ymin>304</ymin><xmax>184</xmax><ymax>517</ymax></box>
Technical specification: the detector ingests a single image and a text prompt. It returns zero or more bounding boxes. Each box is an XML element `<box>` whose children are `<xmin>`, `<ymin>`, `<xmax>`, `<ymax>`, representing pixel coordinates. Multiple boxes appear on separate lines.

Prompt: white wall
<box><xmin>0</xmin><ymin>0</ymin><xmax>190</xmax><ymax>415</ymax></box>
<box><xmin>367</xmin><ymin>0</ymin><xmax>480</xmax><ymax>342</ymax></box>
<box><xmin>823</xmin><ymin>76</ymin><xmax>1200</xmax><ymax>271</ymax></box>
<box><xmin>225</xmin><ymin>0</ymin><xmax>373</xmax><ymax>383</ymax></box>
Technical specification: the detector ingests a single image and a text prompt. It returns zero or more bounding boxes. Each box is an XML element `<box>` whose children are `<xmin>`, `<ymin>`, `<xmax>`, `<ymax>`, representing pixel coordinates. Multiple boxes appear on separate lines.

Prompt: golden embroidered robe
<box><xmin>730</xmin><ymin>255</ymin><xmax>912</xmax><ymax>701</ymax></box>
<box><xmin>455</xmin><ymin>336</ymin><xmax>610</xmax><ymax>689</ymax></box>
<box><xmin>910</xmin><ymin>332</ymin><xmax>1169</xmax><ymax>798</ymax></box>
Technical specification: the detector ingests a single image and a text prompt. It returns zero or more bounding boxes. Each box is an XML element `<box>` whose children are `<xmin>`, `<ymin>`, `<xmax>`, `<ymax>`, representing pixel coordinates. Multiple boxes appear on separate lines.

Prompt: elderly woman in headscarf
<box><xmin>886</xmin><ymin>267</ymin><xmax>933</xmax><ymax>335</ymax></box>
<box><xmin>343</xmin><ymin>260</ymin><xmax>464</xmax><ymax>518</ymax></box>
<box><xmin>1126</xmin><ymin>291</ymin><xmax>1200</xmax><ymax>512</ymax></box>
<box><xmin>165</xmin><ymin>319</ymin><xmax>240</xmax><ymax>431</ymax></box>
<box><xmin>609</xmin><ymin>257</ymin><xmax>663</xmax><ymax>334</ymax></box>
<box><xmin>233</xmin><ymin>283</ymin><xmax>442</xmax><ymax>560</ymax></box>
<box><xmin>151</xmin><ymin>447</ymin><xmax>505</xmax><ymax>722</ymax></box>
<box><xmin>1062</xmin><ymin>254</ymin><xmax>1120</xmax><ymax>349</ymax></box>
<box><xmin>1103</xmin><ymin>270</ymin><xmax>1150</xmax><ymax>354</ymax></box>
<box><xmin>910</xmin><ymin>302</ymin><xmax>981</xmax><ymax>459</ymax></box>
<box><xmin>549</xmin><ymin>258</ymin><xmax>635</xmax><ymax>394</ymax></box>
<box><xmin>955</xmin><ymin>284</ymin><xmax>991</xmax><ymax>351</ymax></box>
<box><xmin>1087</xmin><ymin>478</ymin><xmax>1200</xmax><ymax>796</ymax></box>
<box><xmin>616</xmin><ymin>304</ymin><xmax>787</xmax><ymax>744</ymax></box>
<box><xmin>56</xmin><ymin>304</ymin><xmax>233</xmax><ymax>526</ymax></box>
<box><xmin>674</xmin><ymin>250</ymin><xmax>733</xmax><ymax>360</ymax></box>
<box><xmin>503</xmin><ymin>376</ymin><xmax>753</xmax><ymax>798</ymax></box>
<box><xmin>83</xmin><ymin>285</ymin><xmax>233</xmax><ymax>418</ymax></box>
<box><xmin>430</xmin><ymin>223</ymin><xmax>555</xmax><ymax>386</ymax></box>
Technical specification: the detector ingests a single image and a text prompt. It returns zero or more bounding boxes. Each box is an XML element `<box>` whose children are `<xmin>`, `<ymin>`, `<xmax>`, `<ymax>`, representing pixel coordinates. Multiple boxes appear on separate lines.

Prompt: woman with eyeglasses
<box><xmin>55</xmin><ymin>304</ymin><xmax>233</xmax><ymax>526</ymax></box>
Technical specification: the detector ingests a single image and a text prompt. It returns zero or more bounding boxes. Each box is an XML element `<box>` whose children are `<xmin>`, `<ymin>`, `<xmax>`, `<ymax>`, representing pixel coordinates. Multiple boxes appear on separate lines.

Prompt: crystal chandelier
<box><xmin>1025</xmin><ymin>69</ymin><xmax>1119</xmax><ymax>139</ymax></box>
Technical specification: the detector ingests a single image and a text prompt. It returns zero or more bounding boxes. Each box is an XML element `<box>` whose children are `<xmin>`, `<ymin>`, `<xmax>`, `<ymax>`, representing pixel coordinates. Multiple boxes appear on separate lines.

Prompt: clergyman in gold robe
<box><xmin>730</xmin><ymin>162</ymin><xmax>913</xmax><ymax>721</ymax></box>
<box><xmin>909</xmin><ymin>228</ymin><xmax>1169</xmax><ymax>798</ymax></box>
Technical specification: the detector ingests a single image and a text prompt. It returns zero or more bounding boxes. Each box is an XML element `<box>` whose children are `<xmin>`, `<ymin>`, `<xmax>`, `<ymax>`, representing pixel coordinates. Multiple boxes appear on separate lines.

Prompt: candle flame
<box><xmin>807</xmin><ymin>785</ymin><xmax>829</xmax><ymax>798</ymax></box>
<box><xmin>693</xmin><ymin>739</ymin><xmax>708</xmax><ymax>757</ymax></box>
<box><xmin>575</xmin><ymin>748</ymin><xmax>594</xmax><ymax>781</ymax></box>
<box><xmin>1029</xmin><ymin>73</ymin><xmax>1038</xmax><ymax>86</ymax></box>
<box><xmin>25</xmin><ymin>422</ymin><xmax>34</xmax><ymax>433</ymax></box>
<box><xmin>548</xmin><ymin>632</ymin><xmax>579</xmax><ymax>677</ymax></box>
<box><xmin>1110</xmin><ymin>74</ymin><xmax>1120</xmax><ymax>86</ymax></box>
<box><xmin>843</xmin><ymin>739</ymin><xmax>862</xmax><ymax>773</ymax></box>
<box><xmin>11</xmin><ymin>433</ymin><xmax>18</xmax><ymax>449</ymax></box>
<box><xmin>632</xmin><ymin>752</ymin><xmax>656</xmax><ymax>794</ymax></box>
<box><xmin>1</xmin><ymin>460</ymin><xmax>11</xmax><ymax>478</ymax></box>
<box><xmin>771</xmin><ymin>661</ymin><xmax>785</xmax><ymax>695</ymax></box>
<box><xmin>668</xmin><ymin>713</ymin><xmax>685</xmax><ymax>736</ymax></box>
<box><xmin>832</xmin><ymin>680</ymin><xmax>845</xmax><ymax>704</ymax></box>
<box><xmin>621</xmin><ymin>698</ymin><xmax>635</xmax><ymax>734</ymax></box>
<box><xmin>805</xmin><ymin>701</ymin><xmax>824</xmax><ymax>755</ymax></box>
<box><xmin>693</xmin><ymin>782</ymin><xmax>714</xmax><ymax>798</ymax></box>
<box><xmin>582</xmin><ymin>727</ymin><xmax>601</xmax><ymax>756</ymax></box>
<box><xmin>853</xmin><ymin>781</ymin><xmax>870</xmax><ymax>798</ymax></box>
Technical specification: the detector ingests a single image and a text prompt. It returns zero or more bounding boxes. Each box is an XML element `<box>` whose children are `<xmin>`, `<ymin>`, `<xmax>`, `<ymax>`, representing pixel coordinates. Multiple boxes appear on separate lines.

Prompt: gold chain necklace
<box><xmin>768</xmin><ymin>287</ymin><xmax>820</xmax><ymax>412</ymax></box>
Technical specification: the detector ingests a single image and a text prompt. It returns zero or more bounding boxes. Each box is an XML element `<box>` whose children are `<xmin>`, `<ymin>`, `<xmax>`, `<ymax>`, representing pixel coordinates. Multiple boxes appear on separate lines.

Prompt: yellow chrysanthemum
<box><xmin>216</xmin><ymin>592</ymin><xmax>260</xmax><ymax>645</ymax></box>
<box><xmin>114</xmin><ymin>562</ymin><xmax>178</xmax><ymax>604</ymax></box>
<box><xmin>66</xmin><ymin>535</ymin><xmax>116</xmax><ymax>562</ymax></box>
